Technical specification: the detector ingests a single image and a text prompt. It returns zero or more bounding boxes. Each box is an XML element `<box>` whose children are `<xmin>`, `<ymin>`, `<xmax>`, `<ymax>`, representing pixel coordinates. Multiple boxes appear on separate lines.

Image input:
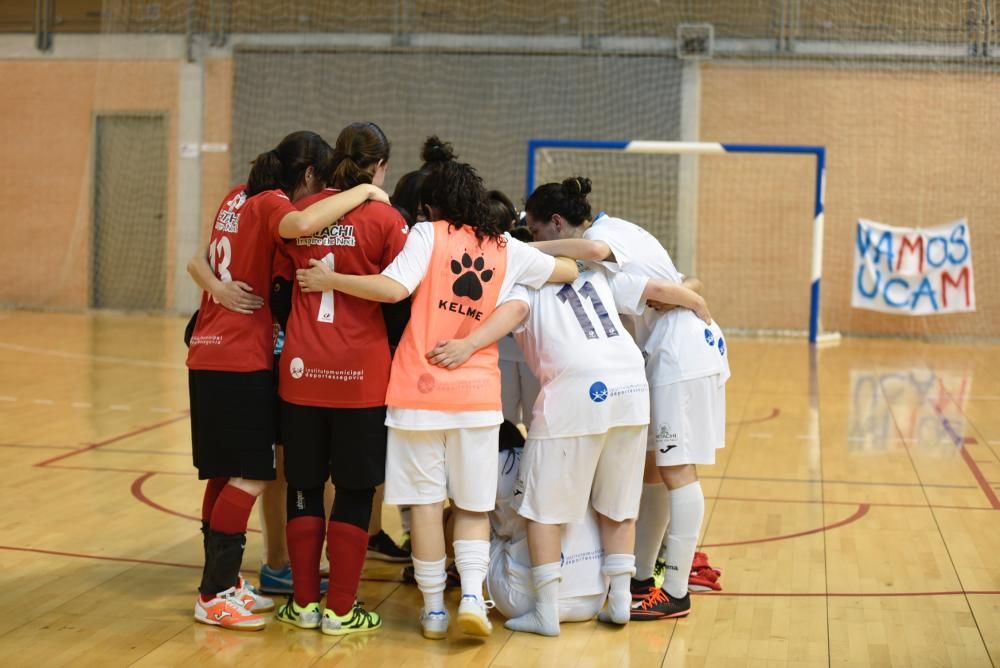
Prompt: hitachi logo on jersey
<box><xmin>297</xmin><ymin>223</ymin><xmax>356</xmax><ymax>247</ymax></box>
<box><xmin>214</xmin><ymin>209</ymin><xmax>240</xmax><ymax>233</ymax></box>
<box><xmin>437</xmin><ymin>299</ymin><xmax>483</xmax><ymax>321</ymax></box>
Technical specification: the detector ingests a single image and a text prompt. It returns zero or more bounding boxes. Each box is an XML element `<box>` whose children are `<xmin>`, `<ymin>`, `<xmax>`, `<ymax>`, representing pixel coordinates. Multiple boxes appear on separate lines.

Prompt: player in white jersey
<box><xmin>486</xmin><ymin>423</ymin><xmax>606</xmax><ymax>623</ymax></box>
<box><xmin>429</xmin><ymin>257</ymin><xmax>710</xmax><ymax>635</ymax></box>
<box><xmin>525</xmin><ymin>177</ymin><xmax>729</xmax><ymax>621</ymax></box>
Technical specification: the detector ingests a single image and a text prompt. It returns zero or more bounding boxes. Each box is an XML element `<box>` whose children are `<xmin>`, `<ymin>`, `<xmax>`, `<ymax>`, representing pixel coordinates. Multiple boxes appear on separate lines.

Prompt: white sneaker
<box><xmin>234</xmin><ymin>576</ymin><xmax>275</xmax><ymax>613</ymax></box>
<box><xmin>456</xmin><ymin>595</ymin><xmax>493</xmax><ymax>637</ymax></box>
<box><xmin>420</xmin><ymin>609</ymin><xmax>450</xmax><ymax>640</ymax></box>
<box><xmin>194</xmin><ymin>588</ymin><xmax>266</xmax><ymax>631</ymax></box>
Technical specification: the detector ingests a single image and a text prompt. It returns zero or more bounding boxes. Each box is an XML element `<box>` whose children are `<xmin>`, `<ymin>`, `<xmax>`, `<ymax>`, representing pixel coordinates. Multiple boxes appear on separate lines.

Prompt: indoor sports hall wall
<box><xmin>698</xmin><ymin>63</ymin><xmax>1000</xmax><ymax>339</ymax></box>
<box><xmin>0</xmin><ymin>59</ymin><xmax>179</xmax><ymax>309</ymax></box>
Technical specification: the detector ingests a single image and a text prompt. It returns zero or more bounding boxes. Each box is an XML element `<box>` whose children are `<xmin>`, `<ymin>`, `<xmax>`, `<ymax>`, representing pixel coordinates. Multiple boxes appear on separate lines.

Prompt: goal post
<box><xmin>525</xmin><ymin>139</ymin><xmax>836</xmax><ymax>344</ymax></box>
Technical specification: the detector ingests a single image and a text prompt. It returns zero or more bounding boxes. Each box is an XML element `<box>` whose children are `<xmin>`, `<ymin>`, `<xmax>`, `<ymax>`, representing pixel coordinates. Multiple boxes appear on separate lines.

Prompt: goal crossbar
<box><xmin>525</xmin><ymin>139</ymin><xmax>831</xmax><ymax>344</ymax></box>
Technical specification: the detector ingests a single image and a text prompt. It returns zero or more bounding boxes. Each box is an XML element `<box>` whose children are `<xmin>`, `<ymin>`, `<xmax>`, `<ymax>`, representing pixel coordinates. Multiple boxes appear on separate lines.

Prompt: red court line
<box><xmin>0</xmin><ymin>442</ymin><xmax>75</xmax><ymax>451</ymax></box>
<box><xmin>727</xmin><ymin>408</ymin><xmax>780</xmax><ymax>427</ymax></box>
<box><xmin>959</xmin><ymin>446</ymin><xmax>1000</xmax><ymax>510</ymax></box>
<box><xmin>0</xmin><ymin>544</ymin><xmax>199</xmax><ymax>570</ymax></box>
<box><xmin>130</xmin><ymin>472</ymin><xmax>262</xmax><ymax>533</ymax></box>
<box><xmin>47</xmin><ymin>464</ymin><xmax>189</xmax><ymax>477</ymax></box>
<box><xmin>928</xmin><ymin>404</ymin><xmax>1000</xmax><ymax>510</ymax></box>
<box><xmin>34</xmin><ymin>413</ymin><xmax>189</xmax><ymax>468</ymax></box>
<box><xmin>701</xmin><ymin>504</ymin><xmax>869</xmax><ymax>548</ymax></box>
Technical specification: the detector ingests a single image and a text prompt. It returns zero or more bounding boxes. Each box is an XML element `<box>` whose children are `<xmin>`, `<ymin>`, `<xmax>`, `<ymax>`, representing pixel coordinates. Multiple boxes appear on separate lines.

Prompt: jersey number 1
<box><xmin>317</xmin><ymin>253</ymin><xmax>335</xmax><ymax>323</ymax></box>
<box><xmin>557</xmin><ymin>282</ymin><xmax>619</xmax><ymax>339</ymax></box>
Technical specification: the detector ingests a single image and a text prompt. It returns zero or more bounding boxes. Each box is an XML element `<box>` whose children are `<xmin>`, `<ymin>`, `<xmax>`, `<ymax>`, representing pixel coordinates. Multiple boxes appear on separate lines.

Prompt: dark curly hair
<box><xmin>524</xmin><ymin>176</ymin><xmax>593</xmax><ymax>227</ymax></box>
<box><xmin>418</xmin><ymin>160</ymin><xmax>504</xmax><ymax>242</ymax></box>
<box><xmin>391</xmin><ymin>135</ymin><xmax>456</xmax><ymax>224</ymax></box>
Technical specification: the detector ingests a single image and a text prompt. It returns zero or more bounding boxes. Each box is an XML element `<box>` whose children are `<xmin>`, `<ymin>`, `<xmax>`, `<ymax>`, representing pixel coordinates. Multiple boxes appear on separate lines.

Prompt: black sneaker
<box><xmin>367</xmin><ymin>530</ymin><xmax>411</xmax><ymax>562</ymax></box>
<box><xmin>630</xmin><ymin>576</ymin><xmax>655</xmax><ymax>600</ymax></box>
<box><xmin>630</xmin><ymin>588</ymin><xmax>691</xmax><ymax>621</ymax></box>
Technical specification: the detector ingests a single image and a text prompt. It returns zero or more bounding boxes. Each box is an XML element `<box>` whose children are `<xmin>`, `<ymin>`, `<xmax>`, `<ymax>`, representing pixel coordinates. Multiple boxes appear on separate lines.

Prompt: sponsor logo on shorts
<box><xmin>704</xmin><ymin>328</ymin><xmax>714</xmax><ymax>346</ymax></box>
<box><xmin>718</xmin><ymin>337</ymin><xmax>726</xmax><ymax>356</ymax></box>
<box><xmin>289</xmin><ymin>357</ymin><xmax>304</xmax><ymax>379</ymax></box>
<box><xmin>660</xmin><ymin>445</ymin><xmax>678</xmax><ymax>454</ymax></box>
<box><xmin>656</xmin><ymin>423</ymin><xmax>678</xmax><ymax>445</ymax></box>
<box><xmin>589</xmin><ymin>381</ymin><xmax>609</xmax><ymax>403</ymax></box>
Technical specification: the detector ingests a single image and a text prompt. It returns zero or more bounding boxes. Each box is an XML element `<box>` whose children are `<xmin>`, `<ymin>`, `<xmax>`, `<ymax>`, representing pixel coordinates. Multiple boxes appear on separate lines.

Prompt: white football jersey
<box><xmin>490</xmin><ymin>449</ymin><xmax>605</xmax><ymax>599</ymax></box>
<box><xmin>509</xmin><ymin>265</ymin><xmax>650</xmax><ymax>439</ymax></box>
<box><xmin>584</xmin><ymin>215</ymin><xmax>729</xmax><ymax>386</ymax></box>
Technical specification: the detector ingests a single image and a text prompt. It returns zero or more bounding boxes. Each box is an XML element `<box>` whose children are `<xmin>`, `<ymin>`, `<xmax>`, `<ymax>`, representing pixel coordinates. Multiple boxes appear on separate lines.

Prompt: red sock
<box><xmin>209</xmin><ymin>485</ymin><xmax>256</xmax><ymax>535</ymax></box>
<box><xmin>325</xmin><ymin>521</ymin><xmax>368</xmax><ymax>616</ymax></box>
<box><xmin>201</xmin><ymin>477</ymin><xmax>228</xmax><ymax>523</ymax></box>
<box><xmin>287</xmin><ymin>517</ymin><xmax>326</xmax><ymax>607</ymax></box>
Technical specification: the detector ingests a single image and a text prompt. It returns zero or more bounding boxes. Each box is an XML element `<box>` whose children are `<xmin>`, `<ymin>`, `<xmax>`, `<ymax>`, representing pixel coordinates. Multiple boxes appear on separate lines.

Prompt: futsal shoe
<box><xmin>367</xmin><ymin>530</ymin><xmax>411</xmax><ymax>562</ymax></box>
<box><xmin>235</xmin><ymin>576</ymin><xmax>274</xmax><ymax>613</ymax></box>
<box><xmin>689</xmin><ymin>552</ymin><xmax>723</xmax><ymax>592</ymax></box>
<box><xmin>194</xmin><ymin>588</ymin><xmax>266</xmax><ymax>631</ymax></box>
<box><xmin>630</xmin><ymin>576</ymin><xmax>655</xmax><ymax>600</ymax></box>
<box><xmin>630</xmin><ymin>588</ymin><xmax>691</xmax><ymax>621</ymax></box>
<box><xmin>321</xmin><ymin>602</ymin><xmax>382</xmax><ymax>636</ymax></box>
<box><xmin>259</xmin><ymin>563</ymin><xmax>329</xmax><ymax>596</ymax></box>
<box><xmin>276</xmin><ymin>599</ymin><xmax>322</xmax><ymax>629</ymax></box>
<box><xmin>420</xmin><ymin>609</ymin><xmax>450</xmax><ymax>640</ymax></box>
<box><xmin>457</xmin><ymin>594</ymin><xmax>494</xmax><ymax>637</ymax></box>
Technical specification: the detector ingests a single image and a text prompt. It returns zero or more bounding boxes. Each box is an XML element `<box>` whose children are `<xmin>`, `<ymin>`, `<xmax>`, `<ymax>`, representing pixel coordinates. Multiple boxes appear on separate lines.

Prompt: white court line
<box><xmin>31</xmin><ymin>399</ymin><xmax>54</xmax><ymax>405</ymax></box>
<box><xmin>0</xmin><ymin>342</ymin><xmax>185</xmax><ymax>370</ymax></box>
<box><xmin>109</xmin><ymin>404</ymin><xmax>132</xmax><ymax>411</ymax></box>
<box><xmin>797</xmin><ymin>434</ymin><xmax>818</xmax><ymax>441</ymax></box>
<box><xmin>749</xmin><ymin>433</ymin><xmax>772</xmax><ymax>439</ymax></box>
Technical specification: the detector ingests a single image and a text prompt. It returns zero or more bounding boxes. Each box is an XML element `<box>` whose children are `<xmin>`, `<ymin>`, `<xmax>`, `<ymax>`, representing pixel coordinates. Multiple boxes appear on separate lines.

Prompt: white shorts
<box><xmin>648</xmin><ymin>374</ymin><xmax>726</xmax><ymax>467</ymax></box>
<box><xmin>486</xmin><ymin>545</ymin><xmax>604</xmax><ymax>623</ymax></box>
<box><xmin>384</xmin><ymin>425</ymin><xmax>500</xmax><ymax>512</ymax></box>
<box><xmin>515</xmin><ymin>425</ymin><xmax>646</xmax><ymax>524</ymax></box>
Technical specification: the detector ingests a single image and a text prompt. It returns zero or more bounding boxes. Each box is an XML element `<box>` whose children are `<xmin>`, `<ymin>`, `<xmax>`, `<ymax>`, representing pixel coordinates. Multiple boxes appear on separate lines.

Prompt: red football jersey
<box><xmin>278</xmin><ymin>188</ymin><xmax>409</xmax><ymax>408</ymax></box>
<box><xmin>187</xmin><ymin>186</ymin><xmax>295</xmax><ymax>372</ymax></box>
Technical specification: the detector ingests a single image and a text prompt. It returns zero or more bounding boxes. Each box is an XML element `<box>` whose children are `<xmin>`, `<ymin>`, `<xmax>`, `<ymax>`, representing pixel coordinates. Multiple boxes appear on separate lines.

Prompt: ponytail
<box><xmin>324</xmin><ymin>122</ymin><xmax>391</xmax><ymax>190</ymax></box>
<box><xmin>245</xmin><ymin>131</ymin><xmax>332</xmax><ymax>198</ymax></box>
<box><xmin>524</xmin><ymin>175</ymin><xmax>593</xmax><ymax>227</ymax></box>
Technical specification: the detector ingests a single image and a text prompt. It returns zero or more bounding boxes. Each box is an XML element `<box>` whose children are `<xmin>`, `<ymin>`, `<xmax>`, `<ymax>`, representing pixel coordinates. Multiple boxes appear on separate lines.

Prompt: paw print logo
<box><xmin>450</xmin><ymin>252</ymin><xmax>493</xmax><ymax>301</ymax></box>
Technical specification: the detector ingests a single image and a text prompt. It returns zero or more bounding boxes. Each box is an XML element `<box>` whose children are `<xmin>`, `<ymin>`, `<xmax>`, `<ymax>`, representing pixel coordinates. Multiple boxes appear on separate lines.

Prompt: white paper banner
<box><xmin>852</xmin><ymin>218</ymin><xmax>975</xmax><ymax>315</ymax></box>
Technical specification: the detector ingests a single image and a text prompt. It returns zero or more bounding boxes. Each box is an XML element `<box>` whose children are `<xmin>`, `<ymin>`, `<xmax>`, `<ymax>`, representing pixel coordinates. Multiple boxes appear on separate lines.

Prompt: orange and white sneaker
<box><xmin>194</xmin><ymin>587</ymin><xmax>266</xmax><ymax>631</ymax></box>
<box><xmin>234</xmin><ymin>576</ymin><xmax>275</xmax><ymax>612</ymax></box>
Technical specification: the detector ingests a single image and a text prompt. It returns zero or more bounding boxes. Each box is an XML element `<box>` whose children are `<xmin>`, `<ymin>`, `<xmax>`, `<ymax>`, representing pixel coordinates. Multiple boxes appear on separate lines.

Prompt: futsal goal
<box><xmin>526</xmin><ymin>139</ymin><xmax>839</xmax><ymax>344</ymax></box>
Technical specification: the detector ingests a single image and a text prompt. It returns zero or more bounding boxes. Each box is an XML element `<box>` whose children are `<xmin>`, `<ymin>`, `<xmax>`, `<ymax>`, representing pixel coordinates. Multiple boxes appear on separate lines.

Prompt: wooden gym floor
<box><xmin>0</xmin><ymin>310</ymin><xmax>997</xmax><ymax>667</ymax></box>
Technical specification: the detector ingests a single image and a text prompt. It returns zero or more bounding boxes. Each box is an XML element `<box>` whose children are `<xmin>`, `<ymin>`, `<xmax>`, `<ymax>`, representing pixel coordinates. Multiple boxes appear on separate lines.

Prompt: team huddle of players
<box><xmin>184</xmin><ymin>124</ymin><xmax>730</xmax><ymax>639</ymax></box>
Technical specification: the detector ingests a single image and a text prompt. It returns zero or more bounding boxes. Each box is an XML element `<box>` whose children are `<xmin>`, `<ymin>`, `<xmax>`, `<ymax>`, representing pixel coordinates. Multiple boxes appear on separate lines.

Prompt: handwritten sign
<box><xmin>852</xmin><ymin>218</ymin><xmax>975</xmax><ymax>315</ymax></box>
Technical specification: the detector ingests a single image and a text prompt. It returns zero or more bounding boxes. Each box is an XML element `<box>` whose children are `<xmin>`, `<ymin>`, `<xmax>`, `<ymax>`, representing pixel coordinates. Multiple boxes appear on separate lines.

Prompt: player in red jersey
<box><xmin>273</xmin><ymin>122</ymin><xmax>408</xmax><ymax>636</ymax></box>
<box><xmin>185</xmin><ymin>130</ymin><xmax>390</xmax><ymax>631</ymax></box>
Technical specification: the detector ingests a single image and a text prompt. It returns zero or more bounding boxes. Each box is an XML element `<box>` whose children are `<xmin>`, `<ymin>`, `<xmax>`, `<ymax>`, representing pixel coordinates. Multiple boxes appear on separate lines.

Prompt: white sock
<box><xmin>453</xmin><ymin>539</ymin><xmax>490</xmax><ymax>599</ymax></box>
<box><xmin>598</xmin><ymin>553</ymin><xmax>636</xmax><ymax>624</ymax></box>
<box><xmin>504</xmin><ymin>562</ymin><xmax>561</xmax><ymax>636</ymax></box>
<box><xmin>413</xmin><ymin>557</ymin><xmax>447</xmax><ymax>613</ymax></box>
<box><xmin>663</xmin><ymin>481</ymin><xmax>704</xmax><ymax>599</ymax></box>
<box><xmin>633</xmin><ymin>483</ymin><xmax>670</xmax><ymax>580</ymax></box>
